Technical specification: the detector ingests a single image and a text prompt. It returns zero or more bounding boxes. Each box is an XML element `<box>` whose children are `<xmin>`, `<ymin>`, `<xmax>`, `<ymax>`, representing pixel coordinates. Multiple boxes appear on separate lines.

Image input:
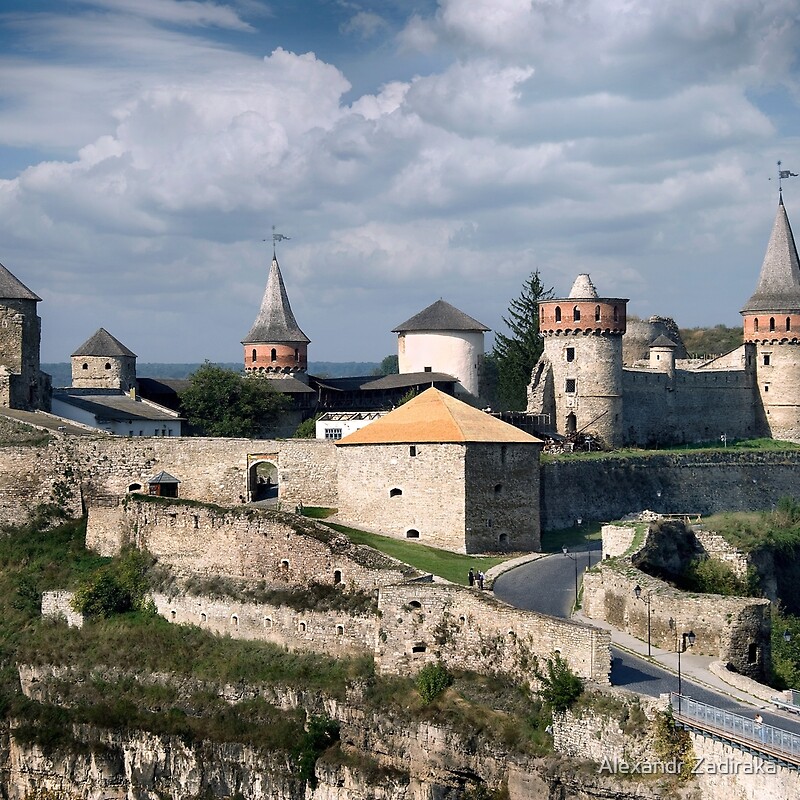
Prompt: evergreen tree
<box><xmin>179</xmin><ymin>362</ymin><xmax>290</xmax><ymax>437</ymax></box>
<box><xmin>372</xmin><ymin>354</ymin><xmax>399</xmax><ymax>376</ymax></box>
<box><xmin>492</xmin><ymin>271</ymin><xmax>553</xmax><ymax>410</ymax></box>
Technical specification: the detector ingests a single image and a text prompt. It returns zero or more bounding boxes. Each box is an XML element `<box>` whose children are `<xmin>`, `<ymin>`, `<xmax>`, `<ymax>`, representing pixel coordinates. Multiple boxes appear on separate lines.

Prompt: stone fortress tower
<box><xmin>0</xmin><ymin>262</ymin><xmax>49</xmax><ymax>411</ymax></box>
<box><xmin>70</xmin><ymin>328</ymin><xmax>137</xmax><ymax>392</ymax></box>
<box><xmin>741</xmin><ymin>195</ymin><xmax>800</xmax><ymax>442</ymax></box>
<box><xmin>533</xmin><ymin>274</ymin><xmax>628</xmax><ymax>448</ymax></box>
<box><xmin>392</xmin><ymin>300</ymin><xmax>490</xmax><ymax>399</ymax></box>
<box><xmin>242</xmin><ymin>253</ymin><xmax>310</xmax><ymax>380</ymax></box>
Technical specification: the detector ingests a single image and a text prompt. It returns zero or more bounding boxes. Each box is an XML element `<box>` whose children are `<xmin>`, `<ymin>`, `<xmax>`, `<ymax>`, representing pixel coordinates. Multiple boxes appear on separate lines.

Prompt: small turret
<box><xmin>242</xmin><ymin>255</ymin><xmax>310</xmax><ymax>378</ymax></box>
<box><xmin>71</xmin><ymin>328</ymin><xmax>137</xmax><ymax>391</ymax></box>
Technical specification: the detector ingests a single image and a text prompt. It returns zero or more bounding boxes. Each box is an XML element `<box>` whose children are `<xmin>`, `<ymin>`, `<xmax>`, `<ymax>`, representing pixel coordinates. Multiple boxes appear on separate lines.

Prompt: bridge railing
<box><xmin>671</xmin><ymin>693</ymin><xmax>800</xmax><ymax>765</ymax></box>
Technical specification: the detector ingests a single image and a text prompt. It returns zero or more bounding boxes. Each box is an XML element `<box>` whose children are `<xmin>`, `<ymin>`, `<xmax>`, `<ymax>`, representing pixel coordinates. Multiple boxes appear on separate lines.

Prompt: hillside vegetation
<box><xmin>678</xmin><ymin>324</ymin><xmax>743</xmax><ymax>356</ymax></box>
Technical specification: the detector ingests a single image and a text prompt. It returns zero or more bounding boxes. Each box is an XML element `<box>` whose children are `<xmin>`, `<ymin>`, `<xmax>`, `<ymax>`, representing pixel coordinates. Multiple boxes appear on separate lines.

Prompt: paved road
<box><xmin>493</xmin><ymin>553</ymin><xmax>800</xmax><ymax>737</ymax></box>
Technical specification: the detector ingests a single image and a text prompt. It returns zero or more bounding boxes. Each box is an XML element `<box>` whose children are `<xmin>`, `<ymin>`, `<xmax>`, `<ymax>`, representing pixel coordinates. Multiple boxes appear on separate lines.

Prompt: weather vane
<box><xmin>263</xmin><ymin>225</ymin><xmax>291</xmax><ymax>257</ymax></box>
<box><xmin>770</xmin><ymin>160</ymin><xmax>798</xmax><ymax>196</ymax></box>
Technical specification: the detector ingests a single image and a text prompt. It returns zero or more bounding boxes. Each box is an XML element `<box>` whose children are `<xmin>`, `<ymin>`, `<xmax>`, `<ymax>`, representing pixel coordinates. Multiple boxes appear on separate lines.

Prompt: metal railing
<box><xmin>671</xmin><ymin>693</ymin><xmax>800</xmax><ymax>766</ymax></box>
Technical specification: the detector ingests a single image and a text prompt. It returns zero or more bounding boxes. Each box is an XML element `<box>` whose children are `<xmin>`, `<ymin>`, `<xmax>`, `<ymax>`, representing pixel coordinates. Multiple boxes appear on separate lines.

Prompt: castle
<box><xmin>527</xmin><ymin>197</ymin><xmax>800</xmax><ymax>447</ymax></box>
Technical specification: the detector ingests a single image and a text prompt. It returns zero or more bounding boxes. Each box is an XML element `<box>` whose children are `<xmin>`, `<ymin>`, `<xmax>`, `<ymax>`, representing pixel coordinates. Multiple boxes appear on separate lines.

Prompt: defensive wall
<box><xmin>540</xmin><ymin>450</ymin><xmax>800</xmax><ymax>531</ymax></box>
<box><xmin>86</xmin><ymin>498</ymin><xmax>414</xmax><ymax>591</ymax></box>
<box><xmin>0</xmin><ymin>433</ymin><xmax>338</xmax><ymax>529</ymax></box>
<box><xmin>375</xmin><ymin>582</ymin><xmax>611</xmax><ymax>684</ymax></box>
<box><xmin>582</xmin><ymin>562</ymin><xmax>770</xmax><ymax>679</ymax></box>
<box><xmin>621</xmin><ymin>367</ymin><xmax>757</xmax><ymax>446</ymax></box>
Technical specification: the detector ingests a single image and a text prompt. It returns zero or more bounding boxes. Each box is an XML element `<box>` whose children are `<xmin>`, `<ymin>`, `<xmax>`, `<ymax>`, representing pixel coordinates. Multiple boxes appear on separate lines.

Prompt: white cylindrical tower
<box><xmin>393</xmin><ymin>300</ymin><xmax>490</xmax><ymax>398</ymax></box>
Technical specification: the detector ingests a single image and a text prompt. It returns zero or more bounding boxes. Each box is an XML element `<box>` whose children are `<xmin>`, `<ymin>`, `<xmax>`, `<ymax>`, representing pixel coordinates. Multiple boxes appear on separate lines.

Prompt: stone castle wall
<box><xmin>600</xmin><ymin>524</ymin><xmax>638</xmax><ymax>559</ymax></box>
<box><xmin>71</xmin><ymin>354</ymin><xmax>136</xmax><ymax>391</ymax></box>
<box><xmin>151</xmin><ymin>592</ymin><xmax>376</xmax><ymax>658</ymax></box>
<box><xmin>540</xmin><ymin>450</ymin><xmax>800</xmax><ymax>531</ymax></box>
<box><xmin>582</xmin><ymin>563</ymin><xmax>771</xmax><ymax>678</ymax></box>
<box><xmin>621</xmin><ymin>367</ymin><xmax>757</xmax><ymax>446</ymax></box>
<box><xmin>87</xmin><ymin>499</ymin><xmax>412</xmax><ymax>590</ymax></box>
<box><xmin>376</xmin><ymin>582</ymin><xmax>611</xmax><ymax>684</ymax></box>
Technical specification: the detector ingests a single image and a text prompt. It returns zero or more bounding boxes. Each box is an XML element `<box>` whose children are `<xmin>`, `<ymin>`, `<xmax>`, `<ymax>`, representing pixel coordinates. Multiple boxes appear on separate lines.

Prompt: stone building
<box><xmin>0</xmin><ymin>261</ymin><xmax>50</xmax><ymax>411</ymax></box>
<box><xmin>393</xmin><ymin>299</ymin><xmax>489</xmax><ymax>399</ymax></box>
<box><xmin>528</xmin><ymin>199</ymin><xmax>800</xmax><ymax>447</ymax></box>
<box><xmin>69</xmin><ymin>328</ymin><xmax>137</xmax><ymax>391</ymax></box>
<box><xmin>335</xmin><ymin>387</ymin><xmax>542</xmax><ymax>553</ymax></box>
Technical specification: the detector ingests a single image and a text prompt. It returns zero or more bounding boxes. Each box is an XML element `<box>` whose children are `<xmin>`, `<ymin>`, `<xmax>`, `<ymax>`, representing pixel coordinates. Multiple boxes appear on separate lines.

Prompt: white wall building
<box><xmin>393</xmin><ymin>300</ymin><xmax>489</xmax><ymax>399</ymax></box>
<box><xmin>315</xmin><ymin>411</ymin><xmax>387</xmax><ymax>440</ymax></box>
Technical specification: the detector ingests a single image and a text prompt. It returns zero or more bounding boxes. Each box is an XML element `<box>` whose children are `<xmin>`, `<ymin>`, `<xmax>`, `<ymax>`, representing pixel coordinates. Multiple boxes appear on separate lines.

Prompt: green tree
<box><xmin>416</xmin><ymin>661</ymin><xmax>453</xmax><ymax>705</ymax></box>
<box><xmin>372</xmin><ymin>355</ymin><xmax>399</xmax><ymax>376</ymax></box>
<box><xmin>492</xmin><ymin>271</ymin><xmax>553</xmax><ymax>410</ymax></box>
<box><xmin>532</xmin><ymin>653</ymin><xmax>583</xmax><ymax>711</ymax></box>
<box><xmin>179</xmin><ymin>362</ymin><xmax>290</xmax><ymax>437</ymax></box>
<box><xmin>293</xmin><ymin>414</ymin><xmax>321</xmax><ymax>439</ymax></box>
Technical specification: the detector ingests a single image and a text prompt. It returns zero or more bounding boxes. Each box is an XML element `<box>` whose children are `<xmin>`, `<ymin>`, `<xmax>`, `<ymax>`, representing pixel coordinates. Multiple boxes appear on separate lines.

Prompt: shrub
<box><xmin>683</xmin><ymin>557</ymin><xmax>751</xmax><ymax>596</ymax></box>
<box><xmin>416</xmin><ymin>662</ymin><xmax>453</xmax><ymax>705</ymax></box>
<box><xmin>295</xmin><ymin>715</ymin><xmax>340</xmax><ymax>788</ymax></box>
<box><xmin>532</xmin><ymin>654</ymin><xmax>583</xmax><ymax>711</ymax></box>
<box><xmin>72</xmin><ymin>548</ymin><xmax>154</xmax><ymax>619</ymax></box>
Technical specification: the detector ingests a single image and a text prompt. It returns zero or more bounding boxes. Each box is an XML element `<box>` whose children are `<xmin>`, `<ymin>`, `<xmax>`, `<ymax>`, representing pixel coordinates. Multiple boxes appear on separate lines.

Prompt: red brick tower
<box><xmin>741</xmin><ymin>196</ymin><xmax>800</xmax><ymax>441</ymax></box>
<box><xmin>242</xmin><ymin>254</ymin><xmax>309</xmax><ymax>379</ymax></box>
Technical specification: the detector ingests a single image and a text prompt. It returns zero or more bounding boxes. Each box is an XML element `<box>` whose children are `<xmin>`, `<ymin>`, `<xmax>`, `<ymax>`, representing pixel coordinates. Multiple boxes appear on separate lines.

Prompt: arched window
<box><xmin>411</xmin><ymin>643</ymin><xmax>427</xmax><ymax>653</ymax></box>
<box><xmin>200</xmin><ymin>612</ymin><xmax>207</xmax><ymax>623</ymax></box>
<box><xmin>231</xmin><ymin>614</ymin><xmax>239</xmax><ymax>628</ymax></box>
<box><xmin>406</xmin><ymin>529</ymin><xmax>420</xmax><ymax>539</ymax></box>
<box><xmin>389</xmin><ymin>487</ymin><xmax>403</xmax><ymax>497</ymax></box>
<box><xmin>499</xmin><ymin>533</ymin><xmax>509</xmax><ymax>544</ymax></box>
<box><xmin>82</xmin><ymin>362</ymin><xmax>88</xmax><ymax>370</ymax></box>
<box><xmin>127</xmin><ymin>483</ymin><xmax>142</xmax><ymax>492</ymax></box>
<box><xmin>336</xmin><ymin>625</ymin><xmax>344</xmax><ymax>636</ymax></box>
<box><xmin>170</xmin><ymin>610</ymin><xmax>177</xmax><ymax>621</ymax></box>
<box><xmin>299</xmin><ymin>621</ymin><xmax>307</xmax><ymax>633</ymax></box>
<box><xmin>595</xmin><ymin>305</ymin><xmax>601</xmax><ymax>322</ymax></box>
<box><xmin>613</xmin><ymin>306</ymin><xmax>619</xmax><ymax>323</ymax></box>
<box><xmin>104</xmin><ymin>362</ymin><xmax>111</xmax><ymax>370</ymax></box>
<box><xmin>554</xmin><ymin>306</ymin><xmax>562</xmax><ymax>323</ymax></box>
<box><xmin>294</xmin><ymin>348</ymin><xmax>299</xmax><ymax>362</ymax></box>
<box><xmin>252</xmin><ymin>348</ymin><xmax>257</xmax><ymax>362</ymax></box>
<box><xmin>270</xmin><ymin>348</ymin><xmax>277</xmax><ymax>362</ymax></box>
<box><xmin>770</xmin><ymin>318</ymin><xmax>776</xmax><ymax>332</ymax></box>
<box><xmin>787</xmin><ymin>317</ymin><xmax>792</xmax><ymax>332</ymax></box>
<box><xmin>408</xmin><ymin>600</ymin><xmax>422</xmax><ymax>610</ymax></box>
<box><xmin>333</xmin><ymin>569</ymin><xmax>342</xmax><ymax>584</ymax></box>
<box><xmin>573</xmin><ymin>305</ymin><xmax>581</xmax><ymax>322</ymax></box>
<box><xmin>754</xmin><ymin>318</ymin><xmax>759</xmax><ymax>332</ymax></box>
<box><xmin>264</xmin><ymin>616</ymin><xmax>273</xmax><ymax>629</ymax></box>
<box><xmin>280</xmin><ymin>559</ymin><xmax>289</xmax><ymax>572</ymax></box>
<box><xmin>494</xmin><ymin>483</ymin><xmax>502</xmax><ymax>494</ymax></box>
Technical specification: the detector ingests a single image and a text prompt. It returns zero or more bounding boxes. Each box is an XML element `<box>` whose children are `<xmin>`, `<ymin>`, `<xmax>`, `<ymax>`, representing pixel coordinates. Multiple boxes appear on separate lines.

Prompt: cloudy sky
<box><xmin>1</xmin><ymin>0</ymin><xmax>799</xmax><ymax>364</ymax></box>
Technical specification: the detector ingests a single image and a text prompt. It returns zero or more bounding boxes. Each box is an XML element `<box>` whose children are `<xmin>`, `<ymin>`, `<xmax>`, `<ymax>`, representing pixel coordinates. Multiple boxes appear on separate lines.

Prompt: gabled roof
<box><xmin>149</xmin><ymin>471</ymin><xmax>181</xmax><ymax>484</ymax></box>
<box><xmin>392</xmin><ymin>300</ymin><xmax>490</xmax><ymax>333</ymax></box>
<box><xmin>742</xmin><ymin>199</ymin><xmax>800</xmax><ymax>313</ymax></box>
<box><xmin>0</xmin><ymin>262</ymin><xmax>41</xmax><ymax>302</ymax></box>
<box><xmin>71</xmin><ymin>328</ymin><xmax>137</xmax><ymax>358</ymax></box>
<box><xmin>336</xmin><ymin>387</ymin><xmax>542</xmax><ymax>445</ymax></box>
<box><xmin>242</xmin><ymin>256</ymin><xmax>310</xmax><ymax>345</ymax></box>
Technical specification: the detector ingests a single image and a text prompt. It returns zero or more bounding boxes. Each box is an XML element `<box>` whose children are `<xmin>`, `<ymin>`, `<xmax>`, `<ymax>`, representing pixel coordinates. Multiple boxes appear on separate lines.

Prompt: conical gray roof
<box><xmin>71</xmin><ymin>328</ymin><xmax>136</xmax><ymax>358</ymax></box>
<box><xmin>0</xmin><ymin>262</ymin><xmax>41</xmax><ymax>301</ymax></box>
<box><xmin>242</xmin><ymin>256</ymin><xmax>310</xmax><ymax>345</ymax></box>
<box><xmin>742</xmin><ymin>199</ymin><xmax>800</xmax><ymax>313</ymax></box>
<box><xmin>650</xmin><ymin>334</ymin><xmax>677</xmax><ymax>348</ymax></box>
<box><xmin>568</xmin><ymin>274</ymin><xmax>598</xmax><ymax>299</ymax></box>
<box><xmin>393</xmin><ymin>299</ymin><xmax>490</xmax><ymax>333</ymax></box>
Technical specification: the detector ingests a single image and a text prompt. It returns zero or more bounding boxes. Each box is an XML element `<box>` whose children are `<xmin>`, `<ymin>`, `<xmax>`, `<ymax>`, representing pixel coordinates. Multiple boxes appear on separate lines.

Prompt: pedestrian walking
<box><xmin>477</xmin><ymin>571</ymin><xmax>485</xmax><ymax>590</ymax></box>
<box><xmin>468</xmin><ymin>568</ymin><xmax>475</xmax><ymax>587</ymax></box>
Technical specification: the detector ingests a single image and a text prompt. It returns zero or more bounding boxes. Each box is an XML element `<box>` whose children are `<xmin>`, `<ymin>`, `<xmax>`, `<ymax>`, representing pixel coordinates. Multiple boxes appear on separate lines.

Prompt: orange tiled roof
<box><xmin>335</xmin><ymin>387</ymin><xmax>542</xmax><ymax>445</ymax></box>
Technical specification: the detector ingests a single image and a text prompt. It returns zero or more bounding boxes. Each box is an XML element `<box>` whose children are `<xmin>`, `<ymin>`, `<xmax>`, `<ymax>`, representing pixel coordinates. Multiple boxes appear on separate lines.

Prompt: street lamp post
<box><xmin>676</xmin><ymin>629</ymin><xmax>696</xmax><ymax>713</ymax></box>
<box><xmin>633</xmin><ymin>584</ymin><xmax>652</xmax><ymax>657</ymax></box>
<box><xmin>562</xmin><ymin>545</ymin><xmax>579</xmax><ymax>610</ymax></box>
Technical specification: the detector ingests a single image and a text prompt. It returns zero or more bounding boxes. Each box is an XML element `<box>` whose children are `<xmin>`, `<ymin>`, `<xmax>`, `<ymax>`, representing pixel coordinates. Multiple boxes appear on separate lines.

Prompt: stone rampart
<box><xmin>376</xmin><ymin>582</ymin><xmax>611</xmax><ymax>684</ymax></box>
<box><xmin>87</xmin><ymin>498</ymin><xmax>413</xmax><ymax>591</ymax></box>
<box><xmin>0</xmin><ymin>434</ymin><xmax>339</xmax><ymax>530</ymax></box>
<box><xmin>41</xmin><ymin>590</ymin><xmax>83</xmax><ymax>628</ymax></box>
<box><xmin>152</xmin><ymin>592</ymin><xmax>375</xmax><ymax>658</ymax></box>
<box><xmin>541</xmin><ymin>450</ymin><xmax>800</xmax><ymax>531</ymax></box>
<box><xmin>582</xmin><ymin>563</ymin><xmax>771</xmax><ymax>678</ymax></box>
<box><xmin>601</xmin><ymin>524</ymin><xmax>638</xmax><ymax>559</ymax></box>
<box><xmin>695</xmin><ymin>528</ymin><xmax>750</xmax><ymax>579</ymax></box>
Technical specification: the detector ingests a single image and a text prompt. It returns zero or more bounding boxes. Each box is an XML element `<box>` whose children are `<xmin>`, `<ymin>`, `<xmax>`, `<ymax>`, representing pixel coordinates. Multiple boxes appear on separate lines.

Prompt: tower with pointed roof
<box><xmin>392</xmin><ymin>299</ymin><xmax>490</xmax><ymax>398</ymax></box>
<box><xmin>741</xmin><ymin>197</ymin><xmax>800</xmax><ymax>440</ymax></box>
<box><xmin>242</xmin><ymin>254</ymin><xmax>310</xmax><ymax>380</ymax></box>
<box><xmin>0</xmin><ymin>261</ymin><xmax>49</xmax><ymax>410</ymax></box>
<box><xmin>71</xmin><ymin>328</ymin><xmax>137</xmax><ymax>391</ymax></box>
<box><xmin>534</xmin><ymin>274</ymin><xmax>628</xmax><ymax>447</ymax></box>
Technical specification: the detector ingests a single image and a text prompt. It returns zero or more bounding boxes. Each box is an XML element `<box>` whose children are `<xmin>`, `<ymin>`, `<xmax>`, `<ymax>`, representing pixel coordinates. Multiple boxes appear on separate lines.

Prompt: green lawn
<box><xmin>317</xmin><ymin>519</ymin><xmax>513</xmax><ymax>585</ymax></box>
